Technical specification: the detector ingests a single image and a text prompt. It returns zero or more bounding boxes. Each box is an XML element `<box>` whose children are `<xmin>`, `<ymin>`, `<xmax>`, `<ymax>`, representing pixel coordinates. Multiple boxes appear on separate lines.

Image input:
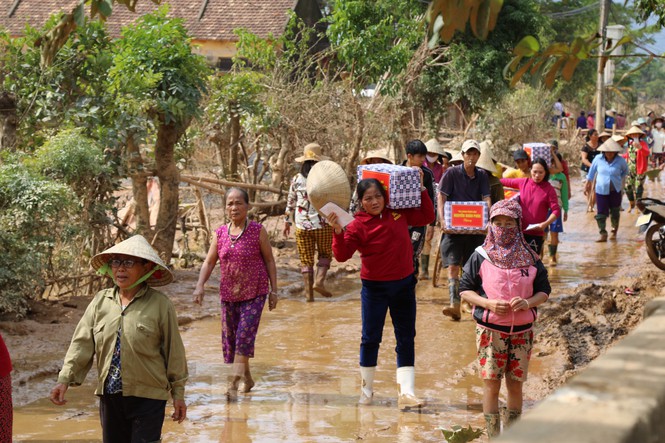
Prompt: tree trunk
<box><xmin>269</xmin><ymin>128</ymin><xmax>291</xmax><ymax>193</ymax></box>
<box><xmin>0</xmin><ymin>92</ymin><xmax>17</xmax><ymax>152</ymax></box>
<box><xmin>152</xmin><ymin>120</ymin><xmax>188</xmax><ymax>264</ymax></box>
<box><xmin>127</xmin><ymin>135</ymin><xmax>150</xmax><ymax>233</ymax></box>
<box><xmin>229</xmin><ymin>106</ymin><xmax>240</xmax><ymax>178</ymax></box>
<box><xmin>344</xmin><ymin>95</ymin><xmax>365</xmax><ymax>178</ymax></box>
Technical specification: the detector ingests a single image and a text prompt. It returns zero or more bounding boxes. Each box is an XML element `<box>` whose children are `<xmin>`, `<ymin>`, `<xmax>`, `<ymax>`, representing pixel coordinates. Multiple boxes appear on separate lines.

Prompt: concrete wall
<box><xmin>496</xmin><ymin>298</ymin><xmax>665</xmax><ymax>443</ymax></box>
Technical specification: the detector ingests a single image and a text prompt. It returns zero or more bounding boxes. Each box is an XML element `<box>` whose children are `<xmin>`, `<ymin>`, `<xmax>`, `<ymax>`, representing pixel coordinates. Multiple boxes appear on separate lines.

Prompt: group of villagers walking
<box><xmin>46</xmin><ymin>138</ymin><xmax>556</xmax><ymax>441</ymax></box>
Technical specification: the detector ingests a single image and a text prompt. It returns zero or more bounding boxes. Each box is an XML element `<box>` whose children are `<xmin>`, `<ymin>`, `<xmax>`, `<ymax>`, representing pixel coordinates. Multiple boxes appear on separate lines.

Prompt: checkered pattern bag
<box><xmin>357</xmin><ymin>164</ymin><xmax>421</xmax><ymax>209</ymax></box>
<box><xmin>442</xmin><ymin>201</ymin><xmax>489</xmax><ymax>235</ymax></box>
<box><xmin>523</xmin><ymin>142</ymin><xmax>552</xmax><ymax>166</ymax></box>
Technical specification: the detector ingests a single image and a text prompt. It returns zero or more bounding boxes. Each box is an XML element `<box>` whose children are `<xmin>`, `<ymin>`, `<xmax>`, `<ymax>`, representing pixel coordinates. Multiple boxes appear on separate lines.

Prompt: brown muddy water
<box><xmin>12</xmin><ymin>178</ymin><xmax>659</xmax><ymax>442</ymax></box>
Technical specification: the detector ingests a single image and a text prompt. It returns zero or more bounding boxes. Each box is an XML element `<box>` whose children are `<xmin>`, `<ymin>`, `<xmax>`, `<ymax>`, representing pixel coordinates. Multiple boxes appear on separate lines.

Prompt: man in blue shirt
<box><xmin>576</xmin><ymin>111</ymin><xmax>587</xmax><ymax>129</ymax></box>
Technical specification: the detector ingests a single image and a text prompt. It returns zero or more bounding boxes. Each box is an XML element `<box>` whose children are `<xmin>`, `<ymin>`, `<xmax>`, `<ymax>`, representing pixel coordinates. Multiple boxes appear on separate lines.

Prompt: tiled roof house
<box><xmin>0</xmin><ymin>0</ymin><xmax>325</xmax><ymax>69</ymax></box>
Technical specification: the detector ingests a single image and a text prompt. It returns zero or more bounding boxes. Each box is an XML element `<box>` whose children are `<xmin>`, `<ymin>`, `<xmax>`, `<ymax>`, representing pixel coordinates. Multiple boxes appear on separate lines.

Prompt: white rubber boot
<box><xmin>396</xmin><ymin>366</ymin><xmax>423</xmax><ymax>410</ymax></box>
<box><xmin>359</xmin><ymin>366</ymin><xmax>375</xmax><ymax>405</ymax></box>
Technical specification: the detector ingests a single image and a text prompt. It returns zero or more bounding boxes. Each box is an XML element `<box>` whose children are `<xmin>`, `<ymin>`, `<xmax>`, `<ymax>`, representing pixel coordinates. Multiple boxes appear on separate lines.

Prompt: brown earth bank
<box><xmin>2</xmin><ymin>221</ymin><xmax>664</xmax><ymax>408</ymax></box>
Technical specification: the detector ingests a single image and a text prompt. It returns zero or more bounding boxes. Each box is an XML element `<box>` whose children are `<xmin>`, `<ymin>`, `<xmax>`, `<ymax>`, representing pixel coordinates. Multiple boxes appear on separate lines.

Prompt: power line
<box><xmin>546</xmin><ymin>2</ymin><xmax>600</xmax><ymax>19</ymax></box>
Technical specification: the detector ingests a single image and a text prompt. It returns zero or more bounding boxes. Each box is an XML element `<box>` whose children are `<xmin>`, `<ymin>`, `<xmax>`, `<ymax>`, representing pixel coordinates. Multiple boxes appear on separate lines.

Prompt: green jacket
<box><xmin>57</xmin><ymin>286</ymin><xmax>188</xmax><ymax>401</ymax></box>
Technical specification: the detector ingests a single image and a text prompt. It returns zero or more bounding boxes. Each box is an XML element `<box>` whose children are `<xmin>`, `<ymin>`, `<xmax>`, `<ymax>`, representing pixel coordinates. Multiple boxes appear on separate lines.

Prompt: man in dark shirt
<box><xmin>437</xmin><ymin>140</ymin><xmax>491</xmax><ymax>321</ymax></box>
<box><xmin>576</xmin><ymin>111</ymin><xmax>587</xmax><ymax>129</ymax></box>
<box><xmin>403</xmin><ymin>140</ymin><xmax>436</xmax><ymax>279</ymax></box>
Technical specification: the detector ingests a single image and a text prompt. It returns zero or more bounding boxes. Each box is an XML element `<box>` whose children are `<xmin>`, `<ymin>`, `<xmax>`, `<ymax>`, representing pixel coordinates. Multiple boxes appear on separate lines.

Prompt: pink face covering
<box><xmin>482</xmin><ymin>199</ymin><xmax>537</xmax><ymax>269</ymax></box>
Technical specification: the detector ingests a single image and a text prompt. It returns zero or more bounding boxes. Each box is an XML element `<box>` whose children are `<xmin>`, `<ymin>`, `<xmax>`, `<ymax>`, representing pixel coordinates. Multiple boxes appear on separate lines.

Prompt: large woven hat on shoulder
<box><xmin>477</xmin><ymin>142</ymin><xmax>497</xmax><ymax>173</ymax></box>
<box><xmin>305</xmin><ymin>160</ymin><xmax>351</xmax><ymax>213</ymax></box>
<box><xmin>425</xmin><ymin>138</ymin><xmax>446</xmax><ymax>155</ymax></box>
<box><xmin>625</xmin><ymin>126</ymin><xmax>645</xmax><ymax>137</ymax></box>
<box><xmin>597</xmin><ymin>138</ymin><xmax>623</xmax><ymax>153</ymax></box>
<box><xmin>91</xmin><ymin>235</ymin><xmax>174</xmax><ymax>286</ymax></box>
<box><xmin>295</xmin><ymin>143</ymin><xmax>330</xmax><ymax>162</ymax></box>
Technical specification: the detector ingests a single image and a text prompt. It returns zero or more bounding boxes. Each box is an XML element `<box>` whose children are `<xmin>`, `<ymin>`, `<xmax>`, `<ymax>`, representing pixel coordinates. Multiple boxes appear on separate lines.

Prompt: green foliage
<box><xmin>326</xmin><ymin>0</ymin><xmax>426</xmax><ymax>92</ymax></box>
<box><xmin>0</xmin><ymin>162</ymin><xmax>80</xmax><ymax>314</ymax></box>
<box><xmin>417</xmin><ymin>0</ymin><xmax>545</xmax><ymax>121</ymax></box>
<box><xmin>29</xmin><ymin>129</ymin><xmax>109</xmax><ymax>189</ymax></box>
<box><xmin>438</xmin><ymin>424</ymin><xmax>485</xmax><ymax>443</ymax></box>
<box><xmin>634</xmin><ymin>0</ymin><xmax>665</xmax><ymax>28</ymax></box>
<box><xmin>1</xmin><ymin>20</ymin><xmax>115</xmax><ymax>149</ymax></box>
<box><xmin>108</xmin><ymin>5</ymin><xmax>210</xmax><ymax>125</ymax></box>
<box><xmin>206</xmin><ymin>72</ymin><xmax>273</xmax><ymax>132</ymax></box>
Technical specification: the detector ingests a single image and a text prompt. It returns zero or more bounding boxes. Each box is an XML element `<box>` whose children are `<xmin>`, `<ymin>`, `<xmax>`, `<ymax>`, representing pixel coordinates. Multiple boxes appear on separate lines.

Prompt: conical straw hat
<box><xmin>625</xmin><ymin>126</ymin><xmax>645</xmax><ymax>137</ymax></box>
<box><xmin>91</xmin><ymin>235</ymin><xmax>174</xmax><ymax>286</ymax></box>
<box><xmin>598</xmin><ymin>131</ymin><xmax>612</xmax><ymax>141</ymax></box>
<box><xmin>360</xmin><ymin>148</ymin><xmax>394</xmax><ymax>165</ymax></box>
<box><xmin>306</xmin><ymin>160</ymin><xmax>351</xmax><ymax>213</ymax></box>
<box><xmin>425</xmin><ymin>138</ymin><xmax>446</xmax><ymax>155</ymax></box>
<box><xmin>597</xmin><ymin>138</ymin><xmax>622</xmax><ymax>153</ymax></box>
<box><xmin>477</xmin><ymin>142</ymin><xmax>497</xmax><ymax>173</ymax></box>
<box><xmin>449</xmin><ymin>149</ymin><xmax>463</xmax><ymax>164</ymax></box>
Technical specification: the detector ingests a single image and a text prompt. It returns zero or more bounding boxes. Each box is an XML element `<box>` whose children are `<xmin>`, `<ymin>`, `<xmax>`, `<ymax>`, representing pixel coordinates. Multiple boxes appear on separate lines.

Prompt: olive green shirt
<box><xmin>57</xmin><ymin>286</ymin><xmax>188</xmax><ymax>401</ymax></box>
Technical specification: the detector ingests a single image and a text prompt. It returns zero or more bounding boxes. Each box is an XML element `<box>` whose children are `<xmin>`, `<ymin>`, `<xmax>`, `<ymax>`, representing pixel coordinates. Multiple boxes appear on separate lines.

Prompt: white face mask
<box><xmin>426</xmin><ymin>154</ymin><xmax>438</xmax><ymax>163</ymax></box>
<box><xmin>656</xmin><ymin>122</ymin><xmax>663</xmax><ymax>129</ymax></box>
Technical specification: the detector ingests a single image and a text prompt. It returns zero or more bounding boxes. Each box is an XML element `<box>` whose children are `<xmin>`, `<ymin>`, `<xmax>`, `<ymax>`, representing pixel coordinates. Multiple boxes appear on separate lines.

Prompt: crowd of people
<box><xmin>2</xmin><ymin>112</ymin><xmax>652</xmax><ymax>442</ymax></box>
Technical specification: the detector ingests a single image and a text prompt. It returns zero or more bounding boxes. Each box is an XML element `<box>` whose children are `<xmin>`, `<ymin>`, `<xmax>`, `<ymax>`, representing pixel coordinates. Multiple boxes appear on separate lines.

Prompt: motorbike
<box><xmin>636</xmin><ymin>198</ymin><xmax>665</xmax><ymax>271</ymax></box>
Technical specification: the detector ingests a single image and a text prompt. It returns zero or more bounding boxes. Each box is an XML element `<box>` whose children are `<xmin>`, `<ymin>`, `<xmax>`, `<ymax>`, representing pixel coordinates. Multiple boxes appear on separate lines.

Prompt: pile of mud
<box><xmin>535</xmin><ymin>264</ymin><xmax>665</xmax><ymax>394</ymax></box>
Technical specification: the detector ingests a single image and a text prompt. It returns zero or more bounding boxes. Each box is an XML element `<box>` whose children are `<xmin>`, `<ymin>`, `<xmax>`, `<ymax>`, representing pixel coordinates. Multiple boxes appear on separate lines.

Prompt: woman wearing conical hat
<box><xmin>50</xmin><ymin>235</ymin><xmax>187</xmax><ymax>442</ymax></box>
<box><xmin>282</xmin><ymin>143</ymin><xmax>335</xmax><ymax>301</ymax></box>
<box><xmin>585</xmin><ymin>139</ymin><xmax>628</xmax><ymax>242</ymax></box>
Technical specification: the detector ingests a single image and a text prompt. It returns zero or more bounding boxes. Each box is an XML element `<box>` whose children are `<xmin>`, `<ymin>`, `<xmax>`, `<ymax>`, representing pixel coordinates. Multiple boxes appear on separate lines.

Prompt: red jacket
<box><xmin>622</xmin><ymin>140</ymin><xmax>650</xmax><ymax>175</ymax></box>
<box><xmin>333</xmin><ymin>190</ymin><xmax>434</xmax><ymax>281</ymax></box>
<box><xmin>0</xmin><ymin>333</ymin><xmax>11</xmax><ymax>377</ymax></box>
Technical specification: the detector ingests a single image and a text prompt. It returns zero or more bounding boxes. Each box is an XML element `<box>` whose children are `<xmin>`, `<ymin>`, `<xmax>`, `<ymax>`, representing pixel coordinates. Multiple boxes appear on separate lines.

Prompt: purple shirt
<box><xmin>576</xmin><ymin>116</ymin><xmax>587</xmax><ymax>129</ymax></box>
<box><xmin>438</xmin><ymin>165</ymin><xmax>490</xmax><ymax>201</ymax></box>
<box><xmin>216</xmin><ymin>221</ymin><xmax>269</xmax><ymax>302</ymax></box>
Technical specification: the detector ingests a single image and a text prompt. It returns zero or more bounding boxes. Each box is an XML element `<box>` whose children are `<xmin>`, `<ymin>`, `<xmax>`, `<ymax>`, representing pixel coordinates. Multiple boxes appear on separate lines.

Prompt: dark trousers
<box><xmin>100</xmin><ymin>394</ymin><xmax>167</xmax><ymax>443</ymax></box>
<box><xmin>596</xmin><ymin>190</ymin><xmax>622</xmax><ymax>217</ymax></box>
<box><xmin>360</xmin><ymin>275</ymin><xmax>417</xmax><ymax>368</ymax></box>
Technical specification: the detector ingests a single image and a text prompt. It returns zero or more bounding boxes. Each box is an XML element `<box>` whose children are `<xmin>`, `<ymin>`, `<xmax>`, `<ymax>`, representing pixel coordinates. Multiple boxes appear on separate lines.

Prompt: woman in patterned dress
<box><xmin>283</xmin><ymin>143</ymin><xmax>334</xmax><ymax>301</ymax></box>
<box><xmin>193</xmin><ymin>188</ymin><xmax>278</xmax><ymax>401</ymax></box>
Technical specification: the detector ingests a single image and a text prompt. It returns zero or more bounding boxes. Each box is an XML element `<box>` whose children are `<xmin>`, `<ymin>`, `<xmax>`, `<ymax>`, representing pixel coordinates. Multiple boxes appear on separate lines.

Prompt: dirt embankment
<box><xmin>533</xmin><ymin>262</ymin><xmax>665</xmax><ymax>396</ymax></box>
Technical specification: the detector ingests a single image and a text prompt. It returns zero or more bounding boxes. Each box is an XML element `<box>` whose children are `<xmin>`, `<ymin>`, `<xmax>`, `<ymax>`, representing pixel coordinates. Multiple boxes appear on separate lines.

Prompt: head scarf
<box><xmin>482</xmin><ymin>199</ymin><xmax>537</xmax><ymax>269</ymax></box>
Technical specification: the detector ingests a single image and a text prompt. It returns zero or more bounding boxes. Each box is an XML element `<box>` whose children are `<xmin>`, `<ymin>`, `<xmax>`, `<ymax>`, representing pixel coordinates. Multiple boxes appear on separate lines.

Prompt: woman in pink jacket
<box><xmin>460</xmin><ymin>199</ymin><xmax>550</xmax><ymax>438</ymax></box>
<box><xmin>500</xmin><ymin>158</ymin><xmax>560</xmax><ymax>255</ymax></box>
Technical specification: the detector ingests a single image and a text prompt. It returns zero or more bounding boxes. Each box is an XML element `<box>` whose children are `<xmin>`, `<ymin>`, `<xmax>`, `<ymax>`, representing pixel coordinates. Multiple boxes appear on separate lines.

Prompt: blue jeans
<box><xmin>360</xmin><ymin>275</ymin><xmax>417</xmax><ymax>368</ymax></box>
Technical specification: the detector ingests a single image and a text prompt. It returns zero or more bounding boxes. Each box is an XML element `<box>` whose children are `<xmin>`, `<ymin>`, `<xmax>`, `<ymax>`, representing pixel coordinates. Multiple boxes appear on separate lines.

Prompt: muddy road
<box><xmin>7</xmin><ymin>177</ymin><xmax>665</xmax><ymax>442</ymax></box>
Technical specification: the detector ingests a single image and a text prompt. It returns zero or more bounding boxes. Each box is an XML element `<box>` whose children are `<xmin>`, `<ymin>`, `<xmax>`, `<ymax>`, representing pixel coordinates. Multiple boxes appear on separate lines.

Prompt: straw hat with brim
<box><xmin>611</xmin><ymin>134</ymin><xmax>626</xmax><ymax>144</ymax></box>
<box><xmin>425</xmin><ymin>138</ymin><xmax>446</xmax><ymax>156</ymax></box>
<box><xmin>598</xmin><ymin>131</ymin><xmax>612</xmax><ymax>141</ymax></box>
<box><xmin>360</xmin><ymin>148</ymin><xmax>394</xmax><ymax>165</ymax></box>
<box><xmin>653</xmin><ymin>115</ymin><xmax>664</xmax><ymax>124</ymax></box>
<box><xmin>477</xmin><ymin>143</ymin><xmax>497</xmax><ymax>173</ymax></box>
<box><xmin>295</xmin><ymin>143</ymin><xmax>330</xmax><ymax>163</ymax></box>
<box><xmin>625</xmin><ymin>126</ymin><xmax>645</xmax><ymax>137</ymax></box>
<box><xmin>305</xmin><ymin>160</ymin><xmax>351</xmax><ymax>213</ymax></box>
<box><xmin>91</xmin><ymin>235</ymin><xmax>173</xmax><ymax>287</ymax></box>
<box><xmin>607</xmin><ymin>109</ymin><xmax>616</xmax><ymax>116</ymax></box>
<box><xmin>597</xmin><ymin>139</ymin><xmax>622</xmax><ymax>153</ymax></box>
<box><xmin>450</xmin><ymin>150</ymin><xmax>463</xmax><ymax>164</ymax></box>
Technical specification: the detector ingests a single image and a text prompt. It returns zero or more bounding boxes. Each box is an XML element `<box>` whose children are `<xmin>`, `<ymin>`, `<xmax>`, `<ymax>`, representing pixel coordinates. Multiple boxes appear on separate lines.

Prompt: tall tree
<box><xmin>107</xmin><ymin>7</ymin><xmax>210</xmax><ymax>261</ymax></box>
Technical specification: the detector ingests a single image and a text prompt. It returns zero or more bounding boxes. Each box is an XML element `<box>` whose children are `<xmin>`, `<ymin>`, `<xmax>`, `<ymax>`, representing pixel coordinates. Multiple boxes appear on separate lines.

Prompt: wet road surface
<box><xmin>12</xmin><ymin>178</ymin><xmax>661</xmax><ymax>442</ymax></box>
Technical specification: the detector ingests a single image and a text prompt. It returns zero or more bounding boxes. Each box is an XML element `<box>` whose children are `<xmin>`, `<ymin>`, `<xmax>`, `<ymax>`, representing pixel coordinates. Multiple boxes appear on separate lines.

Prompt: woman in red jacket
<box><xmin>0</xmin><ymin>333</ymin><xmax>12</xmax><ymax>443</ymax></box>
<box><xmin>328</xmin><ymin>175</ymin><xmax>434</xmax><ymax>410</ymax></box>
<box><xmin>623</xmin><ymin>125</ymin><xmax>650</xmax><ymax>213</ymax></box>
<box><xmin>500</xmin><ymin>158</ymin><xmax>560</xmax><ymax>256</ymax></box>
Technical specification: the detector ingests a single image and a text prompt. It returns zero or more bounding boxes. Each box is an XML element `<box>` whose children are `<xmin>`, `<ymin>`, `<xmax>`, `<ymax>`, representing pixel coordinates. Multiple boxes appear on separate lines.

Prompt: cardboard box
<box><xmin>523</xmin><ymin>142</ymin><xmax>552</xmax><ymax>166</ymax></box>
<box><xmin>357</xmin><ymin>164</ymin><xmax>421</xmax><ymax>209</ymax></box>
<box><xmin>442</xmin><ymin>201</ymin><xmax>489</xmax><ymax>234</ymax></box>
